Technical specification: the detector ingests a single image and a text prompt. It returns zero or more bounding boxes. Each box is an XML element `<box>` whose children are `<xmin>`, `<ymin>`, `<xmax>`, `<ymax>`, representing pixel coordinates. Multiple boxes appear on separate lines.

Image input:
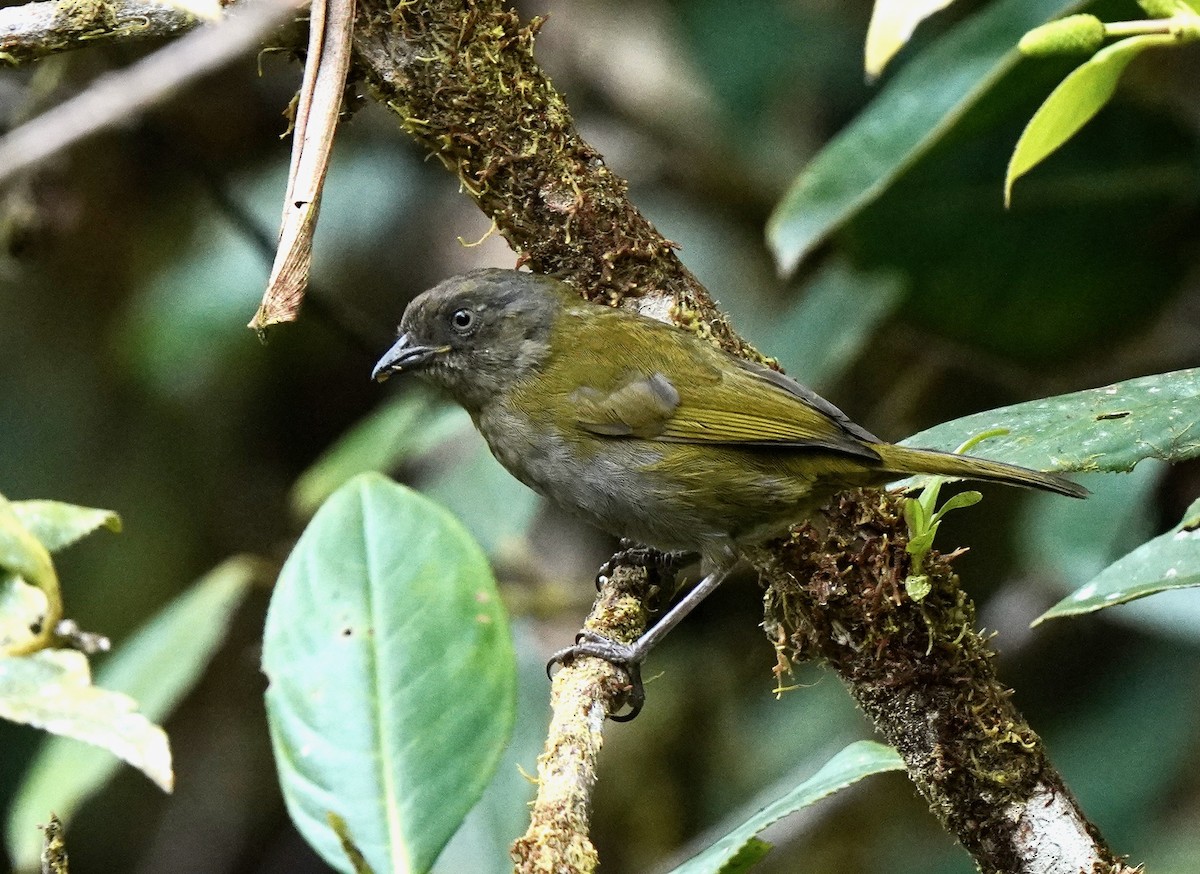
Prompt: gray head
<box><xmin>372</xmin><ymin>268</ymin><xmax>566</xmax><ymax>412</ymax></box>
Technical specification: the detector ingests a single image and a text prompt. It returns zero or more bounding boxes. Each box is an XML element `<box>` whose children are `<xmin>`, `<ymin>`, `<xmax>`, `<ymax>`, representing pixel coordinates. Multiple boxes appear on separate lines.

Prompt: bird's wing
<box><xmin>570</xmin><ymin>345</ymin><xmax>881</xmax><ymax>460</ymax></box>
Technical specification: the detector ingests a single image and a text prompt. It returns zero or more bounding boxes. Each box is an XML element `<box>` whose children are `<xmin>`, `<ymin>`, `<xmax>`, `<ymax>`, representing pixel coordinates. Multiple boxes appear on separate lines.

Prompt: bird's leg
<box><xmin>549</xmin><ymin>565</ymin><xmax>731</xmax><ymax>721</ymax></box>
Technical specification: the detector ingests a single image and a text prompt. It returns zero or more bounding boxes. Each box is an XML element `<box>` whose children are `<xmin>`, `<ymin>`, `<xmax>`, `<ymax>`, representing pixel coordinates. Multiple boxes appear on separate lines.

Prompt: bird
<box><xmin>372</xmin><ymin>268</ymin><xmax>1085</xmax><ymax>718</ymax></box>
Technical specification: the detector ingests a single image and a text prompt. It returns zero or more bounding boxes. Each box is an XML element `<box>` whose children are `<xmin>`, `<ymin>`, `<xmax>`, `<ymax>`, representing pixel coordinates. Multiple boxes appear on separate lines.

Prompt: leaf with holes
<box><xmin>264</xmin><ymin>474</ymin><xmax>515</xmax><ymax>874</ymax></box>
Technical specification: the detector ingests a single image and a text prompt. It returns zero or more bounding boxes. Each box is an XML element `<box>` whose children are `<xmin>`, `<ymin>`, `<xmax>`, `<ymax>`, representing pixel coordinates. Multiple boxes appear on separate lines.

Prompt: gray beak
<box><xmin>371</xmin><ymin>334</ymin><xmax>446</xmax><ymax>382</ymax></box>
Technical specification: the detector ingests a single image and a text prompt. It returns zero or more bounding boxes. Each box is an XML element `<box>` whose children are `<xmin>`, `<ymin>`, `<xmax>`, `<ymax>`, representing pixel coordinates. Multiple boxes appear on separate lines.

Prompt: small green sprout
<box><xmin>901</xmin><ymin>430</ymin><xmax>1008</xmax><ymax>601</ymax></box>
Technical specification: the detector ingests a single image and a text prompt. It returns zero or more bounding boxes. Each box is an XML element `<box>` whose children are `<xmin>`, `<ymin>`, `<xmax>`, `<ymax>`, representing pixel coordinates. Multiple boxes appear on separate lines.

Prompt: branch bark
<box><xmin>0</xmin><ymin>0</ymin><xmax>304</xmax><ymax>187</ymax></box>
<box><xmin>0</xmin><ymin>0</ymin><xmax>198</xmax><ymax>65</ymax></box>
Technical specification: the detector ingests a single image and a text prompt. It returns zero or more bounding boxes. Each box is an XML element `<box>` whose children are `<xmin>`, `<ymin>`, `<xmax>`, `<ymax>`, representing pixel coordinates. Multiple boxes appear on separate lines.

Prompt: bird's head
<box><xmin>372</xmin><ymin>268</ymin><xmax>564</xmax><ymax>412</ymax></box>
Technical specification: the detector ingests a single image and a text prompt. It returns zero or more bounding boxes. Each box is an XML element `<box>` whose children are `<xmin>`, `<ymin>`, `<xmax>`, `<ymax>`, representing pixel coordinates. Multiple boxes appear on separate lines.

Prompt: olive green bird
<box><xmin>373</xmin><ymin>268</ymin><xmax>1085</xmax><ymax>717</ymax></box>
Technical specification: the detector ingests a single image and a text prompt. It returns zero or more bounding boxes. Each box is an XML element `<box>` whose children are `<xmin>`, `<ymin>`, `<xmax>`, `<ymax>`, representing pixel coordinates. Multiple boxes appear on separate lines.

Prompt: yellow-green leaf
<box><xmin>1006</xmin><ymin>34</ymin><xmax>1176</xmax><ymax>205</ymax></box>
<box><xmin>11</xmin><ymin>500</ymin><xmax>121</xmax><ymax>553</ymax></box>
<box><xmin>0</xmin><ymin>650</ymin><xmax>172</xmax><ymax>792</ymax></box>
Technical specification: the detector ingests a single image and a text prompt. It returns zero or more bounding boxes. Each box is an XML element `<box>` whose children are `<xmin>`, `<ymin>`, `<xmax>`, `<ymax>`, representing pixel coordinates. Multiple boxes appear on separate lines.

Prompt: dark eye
<box><xmin>451</xmin><ymin>308</ymin><xmax>475</xmax><ymax>333</ymax></box>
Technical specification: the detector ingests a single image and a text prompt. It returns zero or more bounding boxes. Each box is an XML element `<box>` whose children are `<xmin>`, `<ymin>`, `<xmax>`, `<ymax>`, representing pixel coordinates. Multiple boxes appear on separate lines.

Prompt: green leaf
<box><xmin>264</xmin><ymin>474</ymin><xmax>515</xmax><ymax>874</ymax></box>
<box><xmin>667</xmin><ymin>740</ymin><xmax>904</xmax><ymax>874</ymax></box>
<box><xmin>905</xmin><ymin>574</ymin><xmax>933</xmax><ymax>602</ymax></box>
<box><xmin>715</xmin><ymin>837</ymin><xmax>773</xmax><ymax>874</ymax></box>
<box><xmin>1037</xmin><ymin>499</ymin><xmax>1200</xmax><ymax>623</ymax></box>
<box><xmin>931</xmin><ymin>490</ymin><xmax>983</xmax><ymax>523</ymax></box>
<box><xmin>864</xmin><ymin>0</ymin><xmax>959</xmax><ymax>79</ymax></box>
<box><xmin>1182</xmin><ymin>496</ymin><xmax>1200</xmax><ymax>530</ymax></box>
<box><xmin>10</xmin><ymin>500</ymin><xmax>121</xmax><ymax>553</ymax></box>
<box><xmin>5</xmin><ymin>557</ymin><xmax>257</xmax><ymax>870</ymax></box>
<box><xmin>0</xmin><ymin>650</ymin><xmax>171</xmax><ymax>789</ymax></box>
<box><xmin>1005</xmin><ymin>34</ymin><xmax>1177</xmax><ymax>205</ymax></box>
<box><xmin>0</xmin><ymin>576</ymin><xmax>47</xmax><ymax>654</ymax></box>
<box><xmin>0</xmin><ymin>494</ymin><xmax>57</xmax><ymax>604</ymax></box>
<box><xmin>291</xmin><ymin>390</ymin><xmax>470</xmax><ymax>517</ymax></box>
<box><xmin>0</xmin><ymin>494</ymin><xmax>60</xmax><ymax>654</ymax></box>
<box><xmin>767</xmin><ymin>0</ymin><xmax>1085</xmax><ymax>274</ymax></box>
<box><xmin>900</xmin><ymin>368</ymin><xmax>1200</xmax><ymax>473</ymax></box>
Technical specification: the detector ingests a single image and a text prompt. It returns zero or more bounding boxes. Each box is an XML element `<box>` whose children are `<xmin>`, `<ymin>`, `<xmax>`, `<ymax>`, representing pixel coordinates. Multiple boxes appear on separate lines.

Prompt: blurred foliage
<box><xmin>1</xmin><ymin>0</ymin><xmax>1199</xmax><ymax>872</ymax></box>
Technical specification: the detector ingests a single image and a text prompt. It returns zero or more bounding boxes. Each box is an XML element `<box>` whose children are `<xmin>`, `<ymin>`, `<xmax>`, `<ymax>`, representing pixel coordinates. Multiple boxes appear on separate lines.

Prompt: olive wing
<box><xmin>570</xmin><ymin>341</ymin><xmax>880</xmax><ymax>460</ymax></box>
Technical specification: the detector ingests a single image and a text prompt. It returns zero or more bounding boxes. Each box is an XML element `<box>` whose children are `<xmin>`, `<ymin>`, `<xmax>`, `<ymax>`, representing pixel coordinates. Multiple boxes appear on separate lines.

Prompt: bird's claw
<box><xmin>595</xmin><ymin>543</ymin><xmax>686</xmax><ymax>589</ymax></box>
<box><xmin>545</xmin><ymin>631</ymin><xmax>646</xmax><ymax>722</ymax></box>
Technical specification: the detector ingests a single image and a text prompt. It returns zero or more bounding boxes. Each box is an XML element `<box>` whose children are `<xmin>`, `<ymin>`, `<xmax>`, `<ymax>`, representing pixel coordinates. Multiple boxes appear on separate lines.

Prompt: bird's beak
<box><xmin>371</xmin><ymin>334</ymin><xmax>449</xmax><ymax>382</ymax></box>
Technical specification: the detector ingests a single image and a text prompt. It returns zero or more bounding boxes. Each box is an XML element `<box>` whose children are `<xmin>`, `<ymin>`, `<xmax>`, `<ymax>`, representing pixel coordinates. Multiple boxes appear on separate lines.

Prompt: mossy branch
<box><xmin>0</xmin><ymin>0</ymin><xmax>199</xmax><ymax>65</ymax></box>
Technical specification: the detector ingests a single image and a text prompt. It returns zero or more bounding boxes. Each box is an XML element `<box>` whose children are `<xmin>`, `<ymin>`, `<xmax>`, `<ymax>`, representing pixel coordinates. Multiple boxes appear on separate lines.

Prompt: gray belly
<box><xmin>473</xmin><ymin>405</ymin><xmax>733</xmax><ymax>558</ymax></box>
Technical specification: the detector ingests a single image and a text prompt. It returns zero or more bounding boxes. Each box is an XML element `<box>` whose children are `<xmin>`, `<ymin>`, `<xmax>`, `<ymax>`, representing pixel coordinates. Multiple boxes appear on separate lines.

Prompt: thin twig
<box><xmin>250</xmin><ymin>0</ymin><xmax>356</xmax><ymax>331</ymax></box>
<box><xmin>0</xmin><ymin>0</ymin><xmax>306</xmax><ymax>187</ymax></box>
<box><xmin>512</xmin><ymin>564</ymin><xmax>651</xmax><ymax>874</ymax></box>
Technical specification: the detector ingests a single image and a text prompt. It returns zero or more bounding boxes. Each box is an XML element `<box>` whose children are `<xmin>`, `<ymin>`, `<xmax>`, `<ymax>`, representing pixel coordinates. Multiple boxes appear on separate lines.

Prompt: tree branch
<box><xmin>0</xmin><ymin>0</ymin><xmax>199</xmax><ymax>65</ymax></box>
<box><xmin>346</xmin><ymin>4</ymin><xmax>1131</xmax><ymax>873</ymax></box>
<box><xmin>0</xmin><ymin>0</ymin><xmax>303</xmax><ymax>188</ymax></box>
<box><xmin>511</xmin><ymin>564</ymin><xmax>651</xmax><ymax>874</ymax></box>
<box><xmin>758</xmin><ymin>491</ymin><xmax>1134</xmax><ymax>874</ymax></box>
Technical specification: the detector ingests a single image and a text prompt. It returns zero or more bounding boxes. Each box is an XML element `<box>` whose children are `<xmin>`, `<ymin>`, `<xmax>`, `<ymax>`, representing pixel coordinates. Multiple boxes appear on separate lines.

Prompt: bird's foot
<box><xmin>546</xmin><ymin>631</ymin><xmax>646</xmax><ymax>722</ymax></box>
<box><xmin>596</xmin><ymin>542</ymin><xmax>687</xmax><ymax>589</ymax></box>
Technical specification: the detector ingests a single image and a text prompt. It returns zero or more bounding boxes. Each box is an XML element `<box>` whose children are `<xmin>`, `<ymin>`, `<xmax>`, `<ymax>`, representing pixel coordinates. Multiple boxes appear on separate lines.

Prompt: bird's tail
<box><xmin>872</xmin><ymin>444</ymin><xmax>1088</xmax><ymax>499</ymax></box>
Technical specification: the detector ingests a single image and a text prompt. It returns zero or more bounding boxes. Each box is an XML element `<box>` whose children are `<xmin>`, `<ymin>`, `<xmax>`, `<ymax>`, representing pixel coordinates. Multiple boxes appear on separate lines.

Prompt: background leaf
<box><xmin>900</xmin><ymin>368</ymin><xmax>1200</xmax><ymax>472</ymax></box>
<box><xmin>9</xmin><ymin>501</ymin><xmax>121</xmax><ymax>554</ymax></box>
<box><xmin>291</xmin><ymin>390</ymin><xmax>469</xmax><ymax>518</ymax></box>
<box><xmin>0</xmin><ymin>650</ymin><xmax>171</xmax><ymax>793</ymax></box>
<box><xmin>767</xmin><ymin>0</ymin><xmax>1084</xmax><ymax>273</ymax></box>
<box><xmin>1037</xmin><ymin>497</ymin><xmax>1200</xmax><ymax>623</ymax></box>
<box><xmin>4</xmin><ymin>557</ymin><xmax>258</xmax><ymax>870</ymax></box>
<box><xmin>264</xmin><ymin>474</ymin><xmax>515</xmax><ymax>874</ymax></box>
<box><xmin>1005</xmin><ymin>34</ymin><xmax>1177</xmax><ymax>204</ymax></box>
<box><xmin>667</xmin><ymin>741</ymin><xmax>904</xmax><ymax>874</ymax></box>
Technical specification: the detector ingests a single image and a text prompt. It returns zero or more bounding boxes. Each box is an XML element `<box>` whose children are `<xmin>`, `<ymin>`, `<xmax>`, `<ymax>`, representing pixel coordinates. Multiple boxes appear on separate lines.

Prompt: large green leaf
<box><xmin>264</xmin><ymin>474</ymin><xmax>515</xmax><ymax>874</ymax></box>
<box><xmin>1037</xmin><ymin>498</ymin><xmax>1200</xmax><ymax>623</ymax></box>
<box><xmin>667</xmin><ymin>741</ymin><xmax>905</xmax><ymax>874</ymax></box>
<box><xmin>1005</xmin><ymin>34</ymin><xmax>1177</xmax><ymax>204</ymax></box>
<box><xmin>5</xmin><ymin>557</ymin><xmax>258</xmax><ymax>871</ymax></box>
<box><xmin>900</xmin><ymin>368</ymin><xmax>1200</xmax><ymax>472</ymax></box>
<box><xmin>767</xmin><ymin>0</ymin><xmax>1084</xmax><ymax>274</ymax></box>
<box><xmin>10</xmin><ymin>500</ymin><xmax>121</xmax><ymax>554</ymax></box>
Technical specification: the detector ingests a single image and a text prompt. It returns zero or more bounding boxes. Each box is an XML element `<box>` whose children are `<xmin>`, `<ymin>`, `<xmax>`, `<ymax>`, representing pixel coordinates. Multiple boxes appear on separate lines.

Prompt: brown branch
<box><xmin>510</xmin><ymin>564</ymin><xmax>651</xmax><ymax>874</ymax></box>
<box><xmin>0</xmin><ymin>0</ymin><xmax>198</xmax><ymax>65</ymax></box>
<box><xmin>0</xmin><ymin>0</ymin><xmax>304</xmax><ymax>188</ymax></box>
<box><xmin>757</xmin><ymin>491</ymin><xmax>1133</xmax><ymax>874</ymax></box>
<box><xmin>345</xmin><ymin>3</ymin><xmax>1130</xmax><ymax>873</ymax></box>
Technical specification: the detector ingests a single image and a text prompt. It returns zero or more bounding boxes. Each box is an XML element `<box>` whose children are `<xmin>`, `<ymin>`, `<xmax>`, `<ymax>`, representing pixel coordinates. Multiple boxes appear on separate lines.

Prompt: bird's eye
<box><xmin>451</xmin><ymin>308</ymin><xmax>475</xmax><ymax>333</ymax></box>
